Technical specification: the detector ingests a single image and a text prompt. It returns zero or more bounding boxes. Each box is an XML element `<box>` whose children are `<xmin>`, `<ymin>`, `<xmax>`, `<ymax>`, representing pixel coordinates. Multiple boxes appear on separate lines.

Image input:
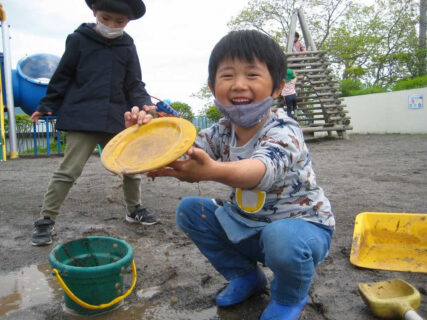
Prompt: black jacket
<box><xmin>38</xmin><ymin>23</ymin><xmax>152</xmax><ymax>134</ymax></box>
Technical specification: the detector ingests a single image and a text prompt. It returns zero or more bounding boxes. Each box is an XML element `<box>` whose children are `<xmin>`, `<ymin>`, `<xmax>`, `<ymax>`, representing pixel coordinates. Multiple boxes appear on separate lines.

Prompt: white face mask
<box><xmin>95</xmin><ymin>19</ymin><xmax>124</xmax><ymax>39</ymax></box>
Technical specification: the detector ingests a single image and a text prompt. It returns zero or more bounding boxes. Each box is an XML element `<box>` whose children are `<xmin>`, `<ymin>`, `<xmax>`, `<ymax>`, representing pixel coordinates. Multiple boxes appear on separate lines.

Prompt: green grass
<box><xmin>23</xmin><ymin>142</ymin><xmax>65</xmax><ymax>155</ymax></box>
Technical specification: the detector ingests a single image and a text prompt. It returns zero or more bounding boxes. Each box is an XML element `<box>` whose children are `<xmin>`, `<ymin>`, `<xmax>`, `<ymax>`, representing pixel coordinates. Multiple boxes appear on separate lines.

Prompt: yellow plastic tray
<box><xmin>350</xmin><ymin>212</ymin><xmax>427</xmax><ymax>273</ymax></box>
<box><xmin>101</xmin><ymin>117</ymin><xmax>196</xmax><ymax>175</ymax></box>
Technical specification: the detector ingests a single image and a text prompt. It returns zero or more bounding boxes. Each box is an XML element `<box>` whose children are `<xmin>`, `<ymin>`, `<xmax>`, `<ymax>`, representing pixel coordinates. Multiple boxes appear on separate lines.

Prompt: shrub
<box><xmin>340</xmin><ymin>78</ymin><xmax>363</xmax><ymax>97</ymax></box>
<box><xmin>4</xmin><ymin>114</ymin><xmax>32</xmax><ymax>132</ymax></box>
<box><xmin>345</xmin><ymin>86</ymin><xmax>388</xmax><ymax>96</ymax></box>
<box><xmin>392</xmin><ymin>75</ymin><xmax>427</xmax><ymax>91</ymax></box>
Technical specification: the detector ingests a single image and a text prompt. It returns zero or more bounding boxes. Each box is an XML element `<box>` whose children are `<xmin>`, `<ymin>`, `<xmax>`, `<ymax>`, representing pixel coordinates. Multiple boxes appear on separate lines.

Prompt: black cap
<box><xmin>85</xmin><ymin>0</ymin><xmax>146</xmax><ymax>20</ymax></box>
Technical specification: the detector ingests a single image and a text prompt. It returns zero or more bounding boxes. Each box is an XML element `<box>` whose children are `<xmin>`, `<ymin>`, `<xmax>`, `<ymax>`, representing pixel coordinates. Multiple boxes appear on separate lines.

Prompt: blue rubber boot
<box><xmin>216</xmin><ymin>266</ymin><xmax>267</xmax><ymax>307</ymax></box>
<box><xmin>260</xmin><ymin>296</ymin><xmax>309</xmax><ymax>320</ymax></box>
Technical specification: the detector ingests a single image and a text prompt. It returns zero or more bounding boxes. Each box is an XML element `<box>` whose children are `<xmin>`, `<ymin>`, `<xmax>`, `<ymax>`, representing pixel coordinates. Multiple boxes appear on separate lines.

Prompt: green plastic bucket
<box><xmin>49</xmin><ymin>236</ymin><xmax>135</xmax><ymax>316</ymax></box>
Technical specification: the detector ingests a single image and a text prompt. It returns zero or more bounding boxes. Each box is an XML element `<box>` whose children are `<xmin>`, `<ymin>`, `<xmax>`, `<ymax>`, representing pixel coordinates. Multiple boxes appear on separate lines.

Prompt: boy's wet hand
<box><xmin>142</xmin><ymin>104</ymin><xmax>158</xmax><ymax>119</ymax></box>
<box><xmin>124</xmin><ymin>106</ymin><xmax>153</xmax><ymax>128</ymax></box>
<box><xmin>142</xmin><ymin>105</ymin><xmax>156</xmax><ymax>113</ymax></box>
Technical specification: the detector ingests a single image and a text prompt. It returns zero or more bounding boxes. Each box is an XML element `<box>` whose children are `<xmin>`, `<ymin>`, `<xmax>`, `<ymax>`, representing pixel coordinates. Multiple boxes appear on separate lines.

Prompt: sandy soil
<box><xmin>0</xmin><ymin>134</ymin><xmax>426</xmax><ymax>320</ymax></box>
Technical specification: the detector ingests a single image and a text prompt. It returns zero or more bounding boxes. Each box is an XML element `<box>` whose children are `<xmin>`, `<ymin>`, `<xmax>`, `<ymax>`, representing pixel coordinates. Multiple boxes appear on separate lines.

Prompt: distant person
<box><xmin>281</xmin><ymin>69</ymin><xmax>298</xmax><ymax>119</ymax></box>
<box><xmin>293</xmin><ymin>31</ymin><xmax>306</xmax><ymax>52</ymax></box>
<box><xmin>30</xmin><ymin>0</ymin><xmax>158</xmax><ymax>246</ymax></box>
<box><xmin>125</xmin><ymin>30</ymin><xmax>334</xmax><ymax>320</ymax></box>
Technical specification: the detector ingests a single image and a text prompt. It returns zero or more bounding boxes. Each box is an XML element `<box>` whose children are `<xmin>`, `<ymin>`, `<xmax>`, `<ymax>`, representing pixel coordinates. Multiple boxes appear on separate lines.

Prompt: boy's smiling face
<box><xmin>210</xmin><ymin>57</ymin><xmax>283</xmax><ymax>107</ymax></box>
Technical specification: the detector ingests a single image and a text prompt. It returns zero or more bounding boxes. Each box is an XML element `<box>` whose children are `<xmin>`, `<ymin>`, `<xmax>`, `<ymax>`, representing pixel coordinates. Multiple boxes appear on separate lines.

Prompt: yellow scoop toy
<box><xmin>358</xmin><ymin>279</ymin><xmax>423</xmax><ymax>320</ymax></box>
<box><xmin>102</xmin><ymin>117</ymin><xmax>197</xmax><ymax>175</ymax></box>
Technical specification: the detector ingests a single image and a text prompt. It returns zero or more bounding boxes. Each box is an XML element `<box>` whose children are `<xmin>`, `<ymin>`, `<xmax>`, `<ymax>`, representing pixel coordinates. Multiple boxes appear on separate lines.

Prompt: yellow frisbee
<box><xmin>101</xmin><ymin>117</ymin><xmax>197</xmax><ymax>175</ymax></box>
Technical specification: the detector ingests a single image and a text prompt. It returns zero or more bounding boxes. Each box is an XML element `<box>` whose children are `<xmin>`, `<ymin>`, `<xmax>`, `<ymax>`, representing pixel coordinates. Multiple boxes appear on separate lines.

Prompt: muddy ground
<box><xmin>0</xmin><ymin>133</ymin><xmax>426</xmax><ymax>320</ymax></box>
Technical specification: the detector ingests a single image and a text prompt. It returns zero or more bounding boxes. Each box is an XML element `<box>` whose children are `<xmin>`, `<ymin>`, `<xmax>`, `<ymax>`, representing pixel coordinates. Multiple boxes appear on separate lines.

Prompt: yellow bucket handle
<box><xmin>52</xmin><ymin>260</ymin><xmax>137</xmax><ymax>310</ymax></box>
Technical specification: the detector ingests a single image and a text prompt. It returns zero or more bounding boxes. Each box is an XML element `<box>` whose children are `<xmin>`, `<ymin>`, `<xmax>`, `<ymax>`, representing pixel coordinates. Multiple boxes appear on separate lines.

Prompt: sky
<box><xmin>1</xmin><ymin>0</ymin><xmax>250</xmax><ymax>114</ymax></box>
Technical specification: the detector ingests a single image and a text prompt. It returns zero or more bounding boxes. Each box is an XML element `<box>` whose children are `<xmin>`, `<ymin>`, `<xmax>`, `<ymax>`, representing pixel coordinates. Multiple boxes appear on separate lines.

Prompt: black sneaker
<box><xmin>126</xmin><ymin>205</ymin><xmax>159</xmax><ymax>225</ymax></box>
<box><xmin>31</xmin><ymin>217</ymin><xmax>55</xmax><ymax>246</ymax></box>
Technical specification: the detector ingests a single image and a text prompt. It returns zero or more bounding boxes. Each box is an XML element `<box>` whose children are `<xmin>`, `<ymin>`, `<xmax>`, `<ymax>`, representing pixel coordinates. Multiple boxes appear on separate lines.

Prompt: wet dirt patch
<box><xmin>0</xmin><ymin>134</ymin><xmax>426</xmax><ymax>319</ymax></box>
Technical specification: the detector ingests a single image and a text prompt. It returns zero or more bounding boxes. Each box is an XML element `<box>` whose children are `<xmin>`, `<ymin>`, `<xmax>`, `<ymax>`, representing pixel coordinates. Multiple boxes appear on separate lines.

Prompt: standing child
<box><xmin>293</xmin><ymin>31</ymin><xmax>306</xmax><ymax>52</ymax></box>
<box><xmin>31</xmin><ymin>0</ymin><xmax>158</xmax><ymax>246</ymax></box>
<box><xmin>126</xmin><ymin>30</ymin><xmax>334</xmax><ymax>320</ymax></box>
<box><xmin>281</xmin><ymin>69</ymin><xmax>298</xmax><ymax>119</ymax></box>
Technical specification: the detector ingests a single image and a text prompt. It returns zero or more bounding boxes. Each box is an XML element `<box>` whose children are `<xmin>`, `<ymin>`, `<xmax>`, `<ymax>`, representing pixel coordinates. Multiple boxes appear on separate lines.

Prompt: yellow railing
<box><xmin>0</xmin><ymin>64</ymin><xmax>7</xmax><ymax>162</ymax></box>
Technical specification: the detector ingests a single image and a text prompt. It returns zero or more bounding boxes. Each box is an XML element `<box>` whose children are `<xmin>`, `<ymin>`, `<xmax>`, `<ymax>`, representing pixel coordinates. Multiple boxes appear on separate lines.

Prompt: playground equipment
<box><xmin>0</xmin><ymin>4</ymin><xmax>17</xmax><ymax>158</ymax></box>
<box><xmin>0</xmin><ymin>52</ymin><xmax>60</xmax><ymax>158</ymax></box>
<box><xmin>12</xmin><ymin>53</ymin><xmax>60</xmax><ymax>115</ymax></box>
<box><xmin>0</xmin><ymin>67</ymin><xmax>5</xmax><ymax>161</ymax></box>
<box><xmin>284</xmin><ymin>8</ymin><xmax>352</xmax><ymax>139</ymax></box>
<box><xmin>0</xmin><ymin>4</ymin><xmax>60</xmax><ymax>159</ymax></box>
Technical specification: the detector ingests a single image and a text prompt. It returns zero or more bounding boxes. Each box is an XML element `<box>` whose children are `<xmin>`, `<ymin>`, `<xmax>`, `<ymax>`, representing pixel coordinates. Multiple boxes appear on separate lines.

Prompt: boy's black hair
<box><xmin>208</xmin><ymin>30</ymin><xmax>286</xmax><ymax>92</ymax></box>
<box><xmin>295</xmin><ymin>31</ymin><xmax>300</xmax><ymax>39</ymax></box>
<box><xmin>92</xmin><ymin>0</ymin><xmax>134</xmax><ymax>19</ymax></box>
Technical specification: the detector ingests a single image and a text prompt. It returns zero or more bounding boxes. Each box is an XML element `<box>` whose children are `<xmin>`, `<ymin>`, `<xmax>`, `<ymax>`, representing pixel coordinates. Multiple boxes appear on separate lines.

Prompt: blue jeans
<box><xmin>176</xmin><ymin>196</ymin><xmax>333</xmax><ymax>305</ymax></box>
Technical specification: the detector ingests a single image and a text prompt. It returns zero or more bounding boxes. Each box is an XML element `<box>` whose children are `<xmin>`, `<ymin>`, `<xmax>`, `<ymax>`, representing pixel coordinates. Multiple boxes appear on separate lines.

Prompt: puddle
<box><xmin>0</xmin><ymin>263</ymin><xmax>62</xmax><ymax>317</ymax></box>
<box><xmin>0</xmin><ymin>264</ymin><xmax>221</xmax><ymax>319</ymax></box>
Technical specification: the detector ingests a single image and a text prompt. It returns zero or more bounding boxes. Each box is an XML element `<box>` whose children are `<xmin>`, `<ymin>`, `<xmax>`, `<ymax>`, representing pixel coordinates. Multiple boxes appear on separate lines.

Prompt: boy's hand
<box><xmin>124</xmin><ymin>105</ymin><xmax>156</xmax><ymax>128</ymax></box>
<box><xmin>31</xmin><ymin>111</ymin><xmax>52</xmax><ymax>124</ymax></box>
<box><xmin>147</xmin><ymin>147</ymin><xmax>214</xmax><ymax>183</ymax></box>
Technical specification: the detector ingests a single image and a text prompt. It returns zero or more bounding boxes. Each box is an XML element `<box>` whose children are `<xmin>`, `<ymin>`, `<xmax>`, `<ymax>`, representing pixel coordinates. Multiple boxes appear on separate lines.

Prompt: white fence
<box><xmin>344</xmin><ymin>88</ymin><xmax>427</xmax><ymax>134</ymax></box>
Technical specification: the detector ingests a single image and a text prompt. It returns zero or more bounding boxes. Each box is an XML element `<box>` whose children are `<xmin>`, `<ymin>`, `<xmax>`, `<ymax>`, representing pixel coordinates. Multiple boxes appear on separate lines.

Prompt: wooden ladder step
<box><xmin>302</xmin><ymin>125</ymin><xmax>353</xmax><ymax>133</ymax></box>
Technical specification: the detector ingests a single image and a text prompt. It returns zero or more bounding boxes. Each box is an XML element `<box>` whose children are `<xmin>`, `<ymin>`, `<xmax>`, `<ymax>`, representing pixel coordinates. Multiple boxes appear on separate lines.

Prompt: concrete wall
<box><xmin>344</xmin><ymin>87</ymin><xmax>427</xmax><ymax>133</ymax></box>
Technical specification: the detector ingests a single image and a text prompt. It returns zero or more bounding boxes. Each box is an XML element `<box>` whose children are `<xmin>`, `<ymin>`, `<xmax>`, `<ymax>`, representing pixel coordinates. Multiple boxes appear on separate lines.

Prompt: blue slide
<box><xmin>1</xmin><ymin>53</ymin><xmax>59</xmax><ymax>115</ymax></box>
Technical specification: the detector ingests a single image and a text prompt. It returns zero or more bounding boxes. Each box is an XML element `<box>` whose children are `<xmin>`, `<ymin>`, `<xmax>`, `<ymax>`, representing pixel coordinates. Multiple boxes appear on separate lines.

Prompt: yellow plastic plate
<box><xmin>101</xmin><ymin>117</ymin><xmax>197</xmax><ymax>175</ymax></box>
<box><xmin>350</xmin><ymin>212</ymin><xmax>427</xmax><ymax>273</ymax></box>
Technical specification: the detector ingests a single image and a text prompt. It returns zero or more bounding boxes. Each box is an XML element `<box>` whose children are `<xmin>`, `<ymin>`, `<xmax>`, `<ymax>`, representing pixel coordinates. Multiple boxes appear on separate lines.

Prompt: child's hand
<box><xmin>31</xmin><ymin>111</ymin><xmax>52</xmax><ymax>124</ymax></box>
<box><xmin>124</xmin><ymin>105</ymin><xmax>156</xmax><ymax>128</ymax></box>
<box><xmin>147</xmin><ymin>147</ymin><xmax>214</xmax><ymax>183</ymax></box>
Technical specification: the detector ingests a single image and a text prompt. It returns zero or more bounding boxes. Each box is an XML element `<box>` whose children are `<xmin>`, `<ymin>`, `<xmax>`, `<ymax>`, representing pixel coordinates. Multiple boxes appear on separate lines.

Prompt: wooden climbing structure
<box><xmin>282</xmin><ymin>9</ymin><xmax>353</xmax><ymax>139</ymax></box>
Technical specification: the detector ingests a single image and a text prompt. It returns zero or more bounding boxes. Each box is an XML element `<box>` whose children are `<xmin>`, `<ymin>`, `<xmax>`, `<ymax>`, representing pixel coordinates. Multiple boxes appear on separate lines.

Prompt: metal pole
<box><xmin>57</xmin><ymin>129</ymin><xmax>61</xmax><ymax>154</ymax></box>
<box><xmin>297</xmin><ymin>8</ymin><xmax>317</xmax><ymax>51</ymax></box>
<box><xmin>0</xmin><ymin>5</ymin><xmax>19</xmax><ymax>158</ymax></box>
<box><xmin>45</xmin><ymin>117</ymin><xmax>50</xmax><ymax>156</ymax></box>
<box><xmin>286</xmin><ymin>10</ymin><xmax>298</xmax><ymax>53</ymax></box>
<box><xmin>33</xmin><ymin>122</ymin><xmax>38</xmax><ymax>155</ymax></box>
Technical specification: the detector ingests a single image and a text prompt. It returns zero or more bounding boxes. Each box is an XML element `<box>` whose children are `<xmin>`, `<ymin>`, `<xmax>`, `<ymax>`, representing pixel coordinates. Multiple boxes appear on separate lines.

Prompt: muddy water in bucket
<box><xmin>49</xmin><ymin>236</ymin><xmax>134</xmax><ymax>316</ymax></box>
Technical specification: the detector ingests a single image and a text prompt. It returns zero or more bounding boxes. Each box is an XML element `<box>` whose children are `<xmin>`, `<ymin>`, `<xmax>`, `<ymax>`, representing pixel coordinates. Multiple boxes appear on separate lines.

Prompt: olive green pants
<box><xmin>40</xmin><ymin>131</ymin><xmax>141</xmax><ymax>219</ymax></box>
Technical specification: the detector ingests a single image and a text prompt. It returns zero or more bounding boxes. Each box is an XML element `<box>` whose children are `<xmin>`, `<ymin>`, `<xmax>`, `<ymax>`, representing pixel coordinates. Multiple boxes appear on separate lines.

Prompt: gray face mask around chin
<box><xmin>95</xmin><ymin>19</ymin><xmax>124</xmax><ymax>39</ymax></box>
<box><xmin>214</xmin><ymin>97</ymin><xmax>274</xmax><ymax>128</ymax></box>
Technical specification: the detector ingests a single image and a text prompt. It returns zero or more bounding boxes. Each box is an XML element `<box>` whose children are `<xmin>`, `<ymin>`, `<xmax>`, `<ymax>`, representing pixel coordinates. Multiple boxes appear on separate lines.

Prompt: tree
<box><xmin>170</xmin><ymin>102</ymin><xmax>195</xmax><ymax>122</ymax></box>
<box><xmin>191</xmin><ymin>83</ymin><xmax>214</xmax><ymax>110</ymax></box>
<box><xmin>228</xmin><ymin>0</ymin><xmax>422</xmax><ymax>87</ymax></box>
<box><xmin>324</xmin><ymin>0</ymin><xmax>419</xmax><ymax>86</ymax></box>
<box><xmin>228</xmin><ymin>0</ymin><xmax>352</xmax><ymax>50</ymax></box>
<box><xmin>205</xmin><ymin>105</ymin><xmax>222</xmax><ymax>122</ymax></box>
<box><xmin>419</xmin><ymin>0</ymin><xmax>426</xmax><ymax>76</ymax></box>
